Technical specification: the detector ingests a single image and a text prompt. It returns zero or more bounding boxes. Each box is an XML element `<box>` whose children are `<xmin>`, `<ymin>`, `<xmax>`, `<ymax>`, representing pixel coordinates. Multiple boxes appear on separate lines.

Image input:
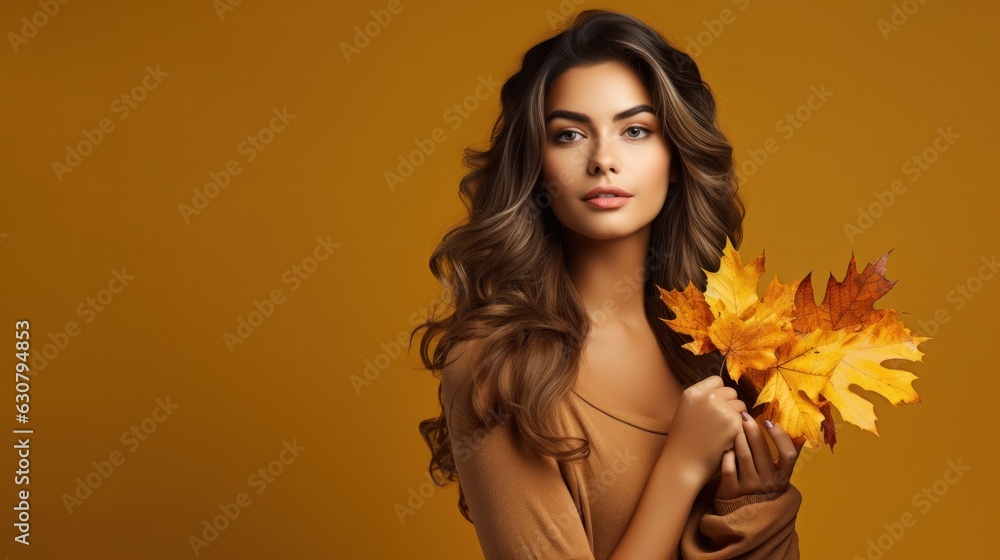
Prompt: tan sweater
<box><xmin>441</xmin><ymin>360</ymin><xmax>802</xmax><ymax>560</ymax></box>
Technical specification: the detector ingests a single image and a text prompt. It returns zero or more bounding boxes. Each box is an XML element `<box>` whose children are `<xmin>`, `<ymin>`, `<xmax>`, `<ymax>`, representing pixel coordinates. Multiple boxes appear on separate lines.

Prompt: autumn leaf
<box><xmin>755</xmin><ymin>369</ymin><xmax>827</xmax><ymax>450</ymax></box>
<box><xmin>751</xmin><ymin>328</ymin><xmax>854</xmax><ymax>449</ymax></box>
<box><xmin>657</xmin><ymin>281</ymin><xmax>717</xmax><ymax>355</ymax></box>
<box><xmin>703</xmin><ymin>241</ymin><xmax>766</xmax><ymax>319</ymax></box>
<box><xmin>656</xmin><ymin>236</ymin><xmax>930</xmax><ymax>452</ymax></box>
<box><xmin>793</xmin><ymin>250</ymin><xmax>898</xmax><ymax>334</ymax></box>
<box><xmin>818</xmin><ymin>396</ymin><xmax>838</xmax><ymax>451</ymax></box>
<box><xmin>705</xmin><ymin>279</ymin><xmax>796</xmax><ymax>383</ymax></box>
<box><xmin>660</xmin><ymin>238</ymin><xmax>801</xmax><ymax>383</ymax></box>
<box><xmin>818</xmin><ymin>309</ymin><xmax>925</xmax><ymax>435</ymax></box>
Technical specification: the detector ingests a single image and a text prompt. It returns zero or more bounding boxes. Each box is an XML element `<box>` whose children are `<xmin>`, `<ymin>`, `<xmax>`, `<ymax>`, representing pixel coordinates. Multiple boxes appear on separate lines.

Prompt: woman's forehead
<box><xmin>544</xmin><ymin>61</ymin><xmax>654</xmax><ymax>117</ymax></box>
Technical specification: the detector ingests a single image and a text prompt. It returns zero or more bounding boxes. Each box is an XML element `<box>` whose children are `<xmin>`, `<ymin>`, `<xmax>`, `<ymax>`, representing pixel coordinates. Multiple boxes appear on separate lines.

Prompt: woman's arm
<box><xmin>678</xmin><ymin>475</ymin><xmax>802</xmax><ymax>559</ymax></box>
<box><xmin>445</xmin><ymin>340</ymin><xmax>697</xmax><ymax>560</ymax></box>
<box><xmin>674</xmin><ymin>412</ymin><xmax>804</xmax><ymax>558</ymax></box>
<box><xmin>606</xmin><ymin>438</ymin><xmax>708</xmax><ymax>560</ymax></box>
<box><xmin>442</xmin><ymin>341</ymin><xmax>729</xmax><ymax>560</ymax></box>
<box><xmin>611</xmin><ymin>444</ymin><xmax>803</xmax><ymax>560</ymax></box>
<box><xmin>441</xmin><ymin>342</ymin><xmax>597</xmax><ymax>560</ymax></box>
<box><xmin>609</xmin><ymin>374</ymin><xmax>752</xmax><ymax>559</ymax></box>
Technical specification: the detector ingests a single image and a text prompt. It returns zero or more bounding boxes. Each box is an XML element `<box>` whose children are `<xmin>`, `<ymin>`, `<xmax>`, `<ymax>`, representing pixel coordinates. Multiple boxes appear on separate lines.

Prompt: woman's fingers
<box><xmin>712</xmin><ymin>386</ymin><xmax>739</xmax><ymax>402</ymax></box>
<box><xmin>732</xmin><ymin>424</ymin><xmax>761</xmax><ymax>490</ymax></box>
<box><xmin>718</xmin><ymin>449</ymin><xmax>738</xmax><ymax>499</ymax></box>
<box><xmin>741</xmin><ymin>412</ymin><xmax>776</xmax><ymax>482</ymax></box>
<box><xmin>765</xmin><ymin>421</ymin><xmax>803</xmax><ymax>492</ymax></box>
<box><xmin>695</xmin><ymin>375</ymin><xmax>724</xmax><ymax>390</ymax></box>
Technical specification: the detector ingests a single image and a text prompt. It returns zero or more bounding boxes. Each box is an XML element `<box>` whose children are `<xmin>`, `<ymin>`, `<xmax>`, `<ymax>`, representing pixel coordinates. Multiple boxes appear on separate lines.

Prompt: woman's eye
<box><xmin>555</xmin><ymin>130</ymin><xmax>583</xmax><ymax>143</ymax></box>
<box><xmin>624</xmin><ymin>125</ymin><xmax>651</xmax><ymax>139</ymax></box>
<box><xmin>554</xmin><ymin>126</ymin><xmax>651</xmax><ymax>143</ymax></box>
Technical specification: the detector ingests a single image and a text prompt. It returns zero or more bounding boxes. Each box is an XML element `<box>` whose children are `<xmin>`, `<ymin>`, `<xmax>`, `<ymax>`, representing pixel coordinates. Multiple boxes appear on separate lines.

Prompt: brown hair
<box><xmin>410</xmin><ymin>9</ymin><xmax>754</xmax><ymax>522</ymax></box>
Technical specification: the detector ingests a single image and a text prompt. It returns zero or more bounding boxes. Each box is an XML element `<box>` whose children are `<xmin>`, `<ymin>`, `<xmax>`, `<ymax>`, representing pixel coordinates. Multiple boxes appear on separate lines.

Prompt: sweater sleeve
<box><xmin>677</xmin><ymin>474</ymin><xmax>802</xmax><ymax>560</ymax></box>
<box><xmin>441</xmin><ymin>355</ymin><xmax>596</xmax><ymax>560</ymax></box>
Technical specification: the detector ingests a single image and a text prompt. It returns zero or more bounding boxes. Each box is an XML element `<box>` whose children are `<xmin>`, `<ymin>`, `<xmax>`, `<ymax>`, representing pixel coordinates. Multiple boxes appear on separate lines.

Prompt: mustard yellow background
<box><xmin>1</xmin><ymin>0</ymin><xmax>996</xmax><ymax>558</ymax></box>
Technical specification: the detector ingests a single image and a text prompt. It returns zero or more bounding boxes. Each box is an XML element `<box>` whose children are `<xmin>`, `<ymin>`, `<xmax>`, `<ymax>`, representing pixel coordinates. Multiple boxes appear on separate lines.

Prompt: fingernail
<box><xmin>764</xmin><ymin>419</ymin><xmax>774</xmax><ymax>429</ymax></box>
<box><xmin>741</xmin><ymin>411</ymin><xmax>751</xmax><ymax>422</ymax></box>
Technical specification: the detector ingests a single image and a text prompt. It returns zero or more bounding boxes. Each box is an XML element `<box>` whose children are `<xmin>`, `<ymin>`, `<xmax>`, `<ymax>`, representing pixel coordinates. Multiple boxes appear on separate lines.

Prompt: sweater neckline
<box><xmin>571</xmin><ymin>381</ymin><xmax>672</xmax><ymax>435</ymax></box>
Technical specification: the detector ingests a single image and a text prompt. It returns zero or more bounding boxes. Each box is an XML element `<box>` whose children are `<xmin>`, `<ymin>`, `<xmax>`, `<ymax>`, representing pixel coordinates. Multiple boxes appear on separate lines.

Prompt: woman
<box><xmin>413</xmin><ymin>9</ymin><xmax>806</xmax><ymax>560</ymax></box>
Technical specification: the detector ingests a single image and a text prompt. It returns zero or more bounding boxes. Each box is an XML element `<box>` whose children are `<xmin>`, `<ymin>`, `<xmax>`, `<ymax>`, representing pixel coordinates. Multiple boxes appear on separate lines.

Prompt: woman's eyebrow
<box><xmin>544</xmin><ymin>104</ymin><xmax>656</xmax><ymax>124</ymax></box>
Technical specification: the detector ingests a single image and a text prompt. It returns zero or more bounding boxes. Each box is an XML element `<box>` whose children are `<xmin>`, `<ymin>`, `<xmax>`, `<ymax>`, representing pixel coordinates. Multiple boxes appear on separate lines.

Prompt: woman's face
<box><xmin>540</xmin><ymin>60</ymin><xmax>678</xmax><ymax>240</ymax></box>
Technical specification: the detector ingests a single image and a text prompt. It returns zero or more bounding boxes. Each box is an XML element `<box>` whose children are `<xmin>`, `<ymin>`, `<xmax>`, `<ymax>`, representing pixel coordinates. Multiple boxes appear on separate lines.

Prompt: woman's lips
<box><xmin>585</xmin><ymin>196</ymin><xmax>631</xmax><ymax>209</ymax></box>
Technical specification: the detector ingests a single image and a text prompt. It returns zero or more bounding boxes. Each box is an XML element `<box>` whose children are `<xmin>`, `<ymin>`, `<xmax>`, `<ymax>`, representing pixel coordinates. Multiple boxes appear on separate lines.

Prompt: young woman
<box><xmin>413</xmin><ymin>9</ymin><xmax>806</xmax><ymax>560</ymax></box>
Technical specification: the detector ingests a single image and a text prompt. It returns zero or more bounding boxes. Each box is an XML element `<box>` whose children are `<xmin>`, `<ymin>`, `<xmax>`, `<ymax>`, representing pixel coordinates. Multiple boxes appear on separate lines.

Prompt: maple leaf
<box><xmin>793</xmin><ymin>250</ymin><xmax>898</xmax><ymax>334</ymax></box>
<box><xmin>818</xmin><ymin>308</ymin><xmax>925</xmax><ymax>435</ymax></box>
<box><xmin>659</xmin><ymin>238</ymin><xmax>801</xmax><ymax>383</ymax></box>
<box><xmin>705</xmin><ymin>275</ymin><xmax>799</xmax><ymax>383</ymax></box>
<box><xmin>656</xmin><ymin>236</ymin><xmax>930</xmax><ymax>452</ymax></box>
<box><xmin>657</xmin><ymin>281</ymin><xmax>717</xmax><ymax>355</ymax></box>
<box><xmin>752</xmin><ymin>328</ymin><xmax>854</xmax><ymax>449</ymax></box>
<box><xmin>703</xmin><ymin>240</ymin><xmax>766</xmax><ymax>319</ymax></box>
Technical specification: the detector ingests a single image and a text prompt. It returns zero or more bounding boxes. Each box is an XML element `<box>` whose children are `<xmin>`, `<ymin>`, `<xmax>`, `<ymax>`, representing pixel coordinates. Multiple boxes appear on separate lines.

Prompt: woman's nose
<box><xmin>588</xmin><ymin>137</ymin><xmax>619</xmax><ymax>175</ymax></box>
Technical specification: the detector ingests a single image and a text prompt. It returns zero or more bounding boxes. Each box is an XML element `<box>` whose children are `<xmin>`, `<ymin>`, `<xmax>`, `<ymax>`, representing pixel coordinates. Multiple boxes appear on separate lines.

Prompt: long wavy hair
<box><xmin>411</xmin><ymin>9</ymin><xmax>756</xmax><ymax>523</ymax></box>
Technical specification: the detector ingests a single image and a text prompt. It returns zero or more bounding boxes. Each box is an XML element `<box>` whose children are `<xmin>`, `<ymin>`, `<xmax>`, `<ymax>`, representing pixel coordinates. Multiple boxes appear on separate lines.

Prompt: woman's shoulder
<box><xmin>439</xmin><ymin>338</ymin><xmax>490</xmax><ymax>435</ymax></box>
<box><xmin>440</xmin><ymin>338</ymin><xmax>483</xmax><ymax>393</ymax></box>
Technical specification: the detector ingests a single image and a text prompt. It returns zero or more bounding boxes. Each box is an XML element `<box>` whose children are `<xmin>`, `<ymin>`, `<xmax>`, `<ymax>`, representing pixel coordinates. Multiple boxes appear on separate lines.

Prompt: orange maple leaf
<box><xmin>793</xmin><ymin>250</ymin><xmax>898</xmax><ymax>334</ymax></box>
<box><xmin>656</xmin><ymin>281</ymin><xmax>717</xmax><ymax>355</ymax></box>
<box><xmin>656</xmin><ymin>236</ymin><xmax>930</xmax><ymax>452</ymax></box>
<box><xmin>705</xmin><ymin>276</ymin><xmax>798</xmax><ymax>383</ymax></box>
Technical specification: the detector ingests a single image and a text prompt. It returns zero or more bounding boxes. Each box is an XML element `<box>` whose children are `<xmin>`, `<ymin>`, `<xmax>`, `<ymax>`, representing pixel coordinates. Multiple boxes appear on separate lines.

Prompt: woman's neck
<box><xmin>564</xmin><ymin>223</ymin><xmax>653</xmax><ymax>329</ymax></box>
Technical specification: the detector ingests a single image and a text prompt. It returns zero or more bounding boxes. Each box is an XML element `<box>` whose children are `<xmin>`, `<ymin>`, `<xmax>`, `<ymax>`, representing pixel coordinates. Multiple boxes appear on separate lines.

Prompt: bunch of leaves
<box><xmin>657</xmin><ymin>237</ymin><xmax>929</xmax><ymax>452</ymax></box>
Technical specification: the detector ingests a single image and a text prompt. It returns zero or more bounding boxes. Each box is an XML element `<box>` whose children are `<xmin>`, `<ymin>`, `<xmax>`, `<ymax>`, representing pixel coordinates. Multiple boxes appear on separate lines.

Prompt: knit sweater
<box><xmin>440</xmin><ymin>355</ymin><xmax>802</xmax><ymax>560</ymax></box>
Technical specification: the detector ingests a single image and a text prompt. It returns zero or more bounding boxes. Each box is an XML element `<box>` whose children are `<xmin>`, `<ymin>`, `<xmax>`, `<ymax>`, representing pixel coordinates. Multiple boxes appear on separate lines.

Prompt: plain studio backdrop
<box><xmin>1</xmin><ymin>0</ymin><xmax>996</xmax><ymax>558</ymax></box>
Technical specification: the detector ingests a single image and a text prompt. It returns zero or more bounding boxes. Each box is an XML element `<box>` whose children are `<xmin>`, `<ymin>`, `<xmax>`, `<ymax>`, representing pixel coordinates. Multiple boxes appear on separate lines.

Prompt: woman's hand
<box><xmin>715</xmin><ymin>413</ymin><xmax>806</xmax><ymax>501</ymax></box>
<box><xmin>663</xmin><ymin>375</ymin><xmax>749</xmax><ymax>488</ymax></box>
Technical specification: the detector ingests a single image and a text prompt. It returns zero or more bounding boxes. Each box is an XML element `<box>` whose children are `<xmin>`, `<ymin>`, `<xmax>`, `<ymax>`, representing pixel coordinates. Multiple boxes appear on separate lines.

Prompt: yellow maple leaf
<box><xmin>752</xmin><ymin>328</ymin><xmax>855</xmax><ymax>448</ymax></box>
<box><xmin>818</xmin><ymin>308</ymin><xmax>926</xmax><ymax>435</ymax></box>
<box><xmin>708</xmin><ymin>275</ymin><xmax>800</xmax><ymax>382</ymax></box>
<box><xmin>656</xmin><ymin>236</ymin><xmax>930</xmax><ymax>452</ymax></box>
<box><xmin>756</xmin><ymin>373</ymin><xmax>826</xmax><ymax>450</ymax></box>
<box><xmin>703</xmin><ymin>237</ymin><xmax>765</xmax><ymax>319</ymax></box>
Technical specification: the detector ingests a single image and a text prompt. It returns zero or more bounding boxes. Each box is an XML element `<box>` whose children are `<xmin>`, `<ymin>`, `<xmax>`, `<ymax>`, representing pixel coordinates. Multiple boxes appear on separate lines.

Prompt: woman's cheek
<box><xmin>541</xmin><ymin>155</ymin><xmax>572</xmax><ymax>193</ymax></box>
